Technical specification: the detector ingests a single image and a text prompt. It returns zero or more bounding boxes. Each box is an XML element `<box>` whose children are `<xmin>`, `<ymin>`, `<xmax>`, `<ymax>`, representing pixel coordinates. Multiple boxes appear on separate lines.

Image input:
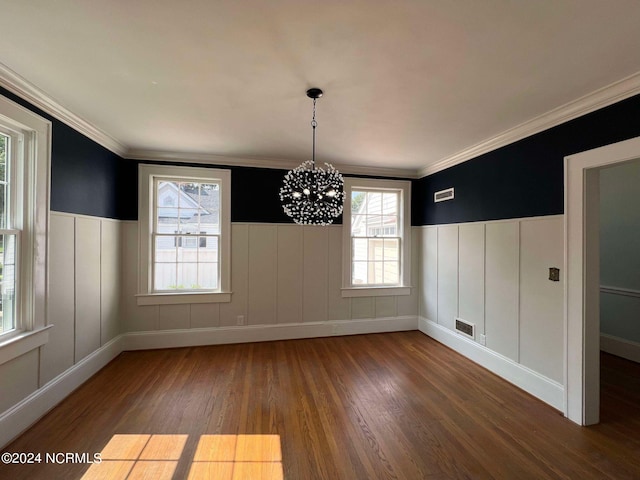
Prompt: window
<box><xmin>0</xmin><ymin>94</ymin><xmax>50</xmax><ymax>362</ymax></box>
<box><xmin>137</xmin><ymin>165</ymin><xmax>231</xmax><ymax>305</ymax></box>
<box><xmin>342</xmin><ymin>178</ymin><xmax>411</xmax><ymax>297</ymax></box>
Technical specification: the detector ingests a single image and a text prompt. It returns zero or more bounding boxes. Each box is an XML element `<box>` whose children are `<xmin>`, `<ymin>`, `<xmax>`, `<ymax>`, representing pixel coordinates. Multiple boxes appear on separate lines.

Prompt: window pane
<box><xmin>197</xmin><ymin>263</ymin><xmax>218</xmax><ymax>289</ymax></box>
<box><xmin>151</xmin><ymin>175</ymin><xmax>225</xmax><ymax>293</ymax></box>
<box><xmin>177</xmin><ymin>239</ymin><xmax>199</xmax><ymax>264</ymax></box>
<box><xmin>368</xmin><ymin>262</ymin><xmax>383</xmax><ymax>284</ymax></box>
<box><xmin>380</xmin><ymin>216</ymin><xmax>398</xmax><ymax>236</ymax></box>
<box><xmin>0</xmin><ymin>234</ymin><xmax>16</xmax><ymax>334</ymax></box>
<box><xmin>383</xmin><ymin>262</ymin><xmax>399</xmax><ymax>284</ymax></box>
<box><xmin>352</xmin><ymin>261</ymin><xmax>368</xmax><ymax>285</ymax></box>
<box><xmin>366</xmin><ymin>192</ymin><xmax>382</xmax><ymax>215</ymax></box>
<box><xmin>383</xmin><ymin>238</ymin><xmax>400</xmax><ymax>262</ymax></box>
<box><xmin>352</xmin><ymin>238</ymin><xmax>367</xmax><ymax>261</ymax></box>
<box><xmin>347</xmin><ymin>184</ymin><xmax>406</xmax><ymax>288</ymax></box>
<box><xmin>155</xmin><ymin>236</ymin><xmax>177</xmax><ymax>262</ymax></box>
<box><xmin>178</xmin><ymin>209</ymin><xmax>200</xmax><ymax>232</ymax></box>
<box><xmin>351</xmin><ymin>214</ymin><xmax>366</xmax><ymax>237</ymax></box>
<box><xmin>198</xmin><ymin>236</ymin><xmax>218</xmax><ymax>263</ymax></box>
<box><xmin>157</xmin><ymin>209</ymin><xmax>179</xmax><ymax>231</ymax></box>
<box><xmin>351</xmin><ymin>191</ymin><xmax>366</xmax><ymax>214</ymax></box>
<box><xmin>178</xmin><ymin>263</ymin><xmax>198</xmax><ymax>289</ymax></box>
<box><xmin>382</xmin><ymin>193</ymin><xmax>397</xmax><ymax>215</ymax></box>
<box><xmin>154</xmin><ymin>263</ymin><xmax>177</xmax><ymax>290</ymax></box>
<box><xmin>369</xmin><ymin>239</ymin><xmax>385</xmax><ymax>261</ymax></box>
<box><xmin>366</xmin><ymin>215</ymin><xmax>383</xmax><ymax>236</ymax></box>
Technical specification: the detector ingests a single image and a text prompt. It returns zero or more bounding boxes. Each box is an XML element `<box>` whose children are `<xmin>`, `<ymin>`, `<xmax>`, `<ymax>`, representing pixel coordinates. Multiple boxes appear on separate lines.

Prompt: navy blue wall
<box><xmin>118</xmin><ymin>160</ymin><xmax>302</xmax><ymax>223</ymax></box>
<box><xmin>0</xmin><ymin>87</ymin><xmax>127</xmax><ymax>219</ymax></box>
<box><xmin>6</xmin><ymin>85</ymin><xmax>640</xmax><ymax>225</ymax></box>
<box><xmin>412</xmin><ymin>93</ymin><xmax>640</xmax><ymax>225</ymax></box>
<box><xmin>119</xmin><ymin>161</ymin><xmax>408</xmax><ymax>223</ymax></box>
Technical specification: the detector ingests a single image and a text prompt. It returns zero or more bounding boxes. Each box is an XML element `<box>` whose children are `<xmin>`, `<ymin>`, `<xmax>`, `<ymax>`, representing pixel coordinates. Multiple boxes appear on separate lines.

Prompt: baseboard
<box><xmin>0</xmin><ymin>335</ymin><xmax>123</xmax><ymax>449</ymax></box>
<box><xmin>601</xmin><ymin>333</ymin><xmax>640</xmax><ymax>363</ymax></box>
<box><xmin>418</xmin><ymin>317</ymin><xmax>564</xmax><ymax>411</ymax></box>
<box><xmin>122</xmin><ymin>316</ymin><xmax>419</xmax><ymax>351</ymax></box>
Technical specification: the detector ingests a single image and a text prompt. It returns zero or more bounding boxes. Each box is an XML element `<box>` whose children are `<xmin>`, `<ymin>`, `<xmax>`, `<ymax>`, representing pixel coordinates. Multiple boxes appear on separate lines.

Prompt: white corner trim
<box><xmin>600</xmin><ymin>334</ymin><xmax>640</xmax><ymax>364</ymax></box>
<box><xmin>420</xmin><ymin>71</ymin><xmax>640</xmax><ymax>177</ymax></box>
<box><xmin>122</xmin><ymin>316</ymin><xmax>418</xmax><ymax>351</ymax></box>
<box><xmin>0</xmin><ymin>335</ymin><xmax>123</xmax><ymax>449</ymax></box>
<box><xmin>0</xmin><ymin>61</ymin><xmax>127</xmax><ymax>156</ymax></box>
<box><xmin>418</xmin><ymin>317</ymin><xmax>564</xmax><ymax>411</ymax></box>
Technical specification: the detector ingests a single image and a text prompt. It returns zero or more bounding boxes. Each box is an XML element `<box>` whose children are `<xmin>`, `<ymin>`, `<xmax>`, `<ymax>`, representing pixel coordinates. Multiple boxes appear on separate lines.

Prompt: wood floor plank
<box><xmin>1</xmin><ymin>332</ymin><xmax>640</xmax><ymax>479</ymax></box>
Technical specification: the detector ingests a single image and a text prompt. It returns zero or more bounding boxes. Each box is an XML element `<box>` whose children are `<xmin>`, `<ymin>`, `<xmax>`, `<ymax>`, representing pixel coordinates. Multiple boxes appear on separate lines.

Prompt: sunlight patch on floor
<box><xmin>81</xmin><ymin>434</ymin><xmax>283</xmax><ymax>480</ymax></box>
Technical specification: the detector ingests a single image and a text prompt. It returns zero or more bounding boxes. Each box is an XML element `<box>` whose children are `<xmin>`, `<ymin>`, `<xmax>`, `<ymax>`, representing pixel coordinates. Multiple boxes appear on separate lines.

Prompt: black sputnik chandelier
<box><xmin>280</xmin><ymin>88</ymin><xmax>344</xmax><ymax>225</ymax></box>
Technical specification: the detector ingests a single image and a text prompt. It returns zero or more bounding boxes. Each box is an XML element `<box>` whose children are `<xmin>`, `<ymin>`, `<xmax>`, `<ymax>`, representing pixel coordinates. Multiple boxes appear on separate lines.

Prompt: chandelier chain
<box><xmin>311</xmin><ymin>97</ymin><xmax>317</xmax><ymax>168</ymax></box>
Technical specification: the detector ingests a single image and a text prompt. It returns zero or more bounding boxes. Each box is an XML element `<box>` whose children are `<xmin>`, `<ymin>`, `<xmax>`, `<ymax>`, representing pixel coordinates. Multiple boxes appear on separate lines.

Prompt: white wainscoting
<box><xmin>0</xmin><ymin>212</ymin><xmax>122</xmax><ymax>448</ymax></box>
<box><xmin>122</xmin><ymin>223</ymin><xmax>420</xmax><ymax>330</ymax></box>
<box><xmin>417</xmin><ymin>215</ymin><xmax>565</xmax><ymax>409</ymax></box>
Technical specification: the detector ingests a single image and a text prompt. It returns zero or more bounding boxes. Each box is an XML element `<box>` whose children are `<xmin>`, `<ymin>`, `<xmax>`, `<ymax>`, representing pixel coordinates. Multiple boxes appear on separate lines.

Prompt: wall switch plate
<box><xmin>549</xmin><ymin>267</ymin><xmax>560</xmax><ymax>282</ymax></box>
<box><xmin>237</xmin><ymin>315</ymin><xmax>245</xmax><ymax>326</ymax></box>
<box><xmin>479</xmin><ymin>334</ymin><xmax>486</xmax><ymax>346</ymax></box>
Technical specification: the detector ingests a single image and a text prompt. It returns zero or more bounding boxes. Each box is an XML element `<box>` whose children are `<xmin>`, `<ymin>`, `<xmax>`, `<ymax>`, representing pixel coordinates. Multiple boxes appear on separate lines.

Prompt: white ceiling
<box><xmin>1</xmin><ymin>0</ymin><xmax>640</xmax><ymax>175</ymax></box>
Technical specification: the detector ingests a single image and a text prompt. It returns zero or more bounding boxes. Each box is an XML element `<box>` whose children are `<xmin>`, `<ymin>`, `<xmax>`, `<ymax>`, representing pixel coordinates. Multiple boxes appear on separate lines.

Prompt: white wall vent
<box><xmin>434</xmin><ymin>187</ymin><xmax>454</xmax><ymax>203</ymax></box>
<box><xmin>455</xmin><ymin>318</ymin><xmax>475</xmax><ymax>339</ymax></box>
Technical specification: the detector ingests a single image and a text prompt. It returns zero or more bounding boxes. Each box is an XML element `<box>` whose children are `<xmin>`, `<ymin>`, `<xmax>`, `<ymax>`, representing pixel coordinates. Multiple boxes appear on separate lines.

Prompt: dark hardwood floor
<box><xmin>1</xmin><ymin>332</ymin><xmax>639</xmax><ymax>479</ymax></box>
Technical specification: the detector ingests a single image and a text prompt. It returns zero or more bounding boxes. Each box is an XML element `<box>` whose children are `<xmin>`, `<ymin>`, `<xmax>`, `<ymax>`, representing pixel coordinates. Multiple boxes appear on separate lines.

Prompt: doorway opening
<box><xmin>565</xmin><ymin>135</ymin><xmax>640</xmax><ymax>425</ymax></box>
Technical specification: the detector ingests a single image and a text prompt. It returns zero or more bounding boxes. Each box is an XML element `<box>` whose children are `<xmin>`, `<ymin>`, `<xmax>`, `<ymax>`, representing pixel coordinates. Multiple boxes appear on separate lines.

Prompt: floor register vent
<box><xmin>455</xmin><ymin>318</ymin><xmax>475</xmax><ymax>339</ymax></box>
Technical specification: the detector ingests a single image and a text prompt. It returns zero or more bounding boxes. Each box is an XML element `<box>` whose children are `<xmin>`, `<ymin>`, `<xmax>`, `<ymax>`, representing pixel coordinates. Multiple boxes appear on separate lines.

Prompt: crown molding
<box><xmin>125</xmin><ymin>149</ymin><xmax>420</xmax><ymax>178</ymax></box>
<box><xmin>0</xmin><ymin>62</ymin><xmax>127</xmax><ymax>156</ymax></box>
<box><xmin>5</xmin><ymin>58</ymin><xmax>636</xmax><ymax>180</ymax></box>
<box><xmin>419</xmin><ymin>71</ymin><xmax>640</xmax><ymax>178</ymax></box>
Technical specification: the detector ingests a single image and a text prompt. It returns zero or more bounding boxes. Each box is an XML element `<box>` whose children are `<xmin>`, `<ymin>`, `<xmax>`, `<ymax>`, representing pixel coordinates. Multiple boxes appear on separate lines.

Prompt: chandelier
<box><xmin>280</xmin><ymin>88</ymin><xmax>344</xmax><ymax>225</ymax></box>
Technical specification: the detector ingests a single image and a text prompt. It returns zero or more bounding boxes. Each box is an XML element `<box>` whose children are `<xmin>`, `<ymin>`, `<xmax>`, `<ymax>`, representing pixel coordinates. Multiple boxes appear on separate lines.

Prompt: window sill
<box><xmin>0</xmin><ymin>325</ymin><xmax>53</xmax><ymax>366</ymax></box>
<box><xmin>136</xmin><ymin>292</ymin><xmax>232</xmax><ymax>306</ymax></box>
<box><xmin>341</xmin><ymin>286</ymin><xmax>412</xmax><ymax>298</ymax></box>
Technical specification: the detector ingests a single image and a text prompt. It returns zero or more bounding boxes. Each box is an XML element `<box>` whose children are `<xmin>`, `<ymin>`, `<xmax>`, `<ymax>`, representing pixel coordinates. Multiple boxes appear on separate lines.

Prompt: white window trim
<box><xmin>137</xmin><ymin>164</ymin><xmax>231</xmax><ymax>305</ymax></box>
<box><xmin>341</xmin><ymin>177</ymin><xmax>412</xmax><ymax>297</ymax></box>
<box><xmin>0</xmin><ymin>94</ymin><xmax>51</xmax><ymax>362</ymax></box>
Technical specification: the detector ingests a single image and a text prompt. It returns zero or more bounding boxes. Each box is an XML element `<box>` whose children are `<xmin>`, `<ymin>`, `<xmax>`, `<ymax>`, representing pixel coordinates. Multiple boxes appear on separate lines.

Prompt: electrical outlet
<box><xmin>237</xmin><ymin>315</ymin><xmax>245</xmax><ymax>326</ymax></box>
<box><xmin>479</xmin><ymin>334</ymin><xmax>486</xmax><ymax>346</ymax></box>
<box><xmin>549</xmin><ymin>267</ymin><xmax>560</xmax><ymax>282</ymax></box>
